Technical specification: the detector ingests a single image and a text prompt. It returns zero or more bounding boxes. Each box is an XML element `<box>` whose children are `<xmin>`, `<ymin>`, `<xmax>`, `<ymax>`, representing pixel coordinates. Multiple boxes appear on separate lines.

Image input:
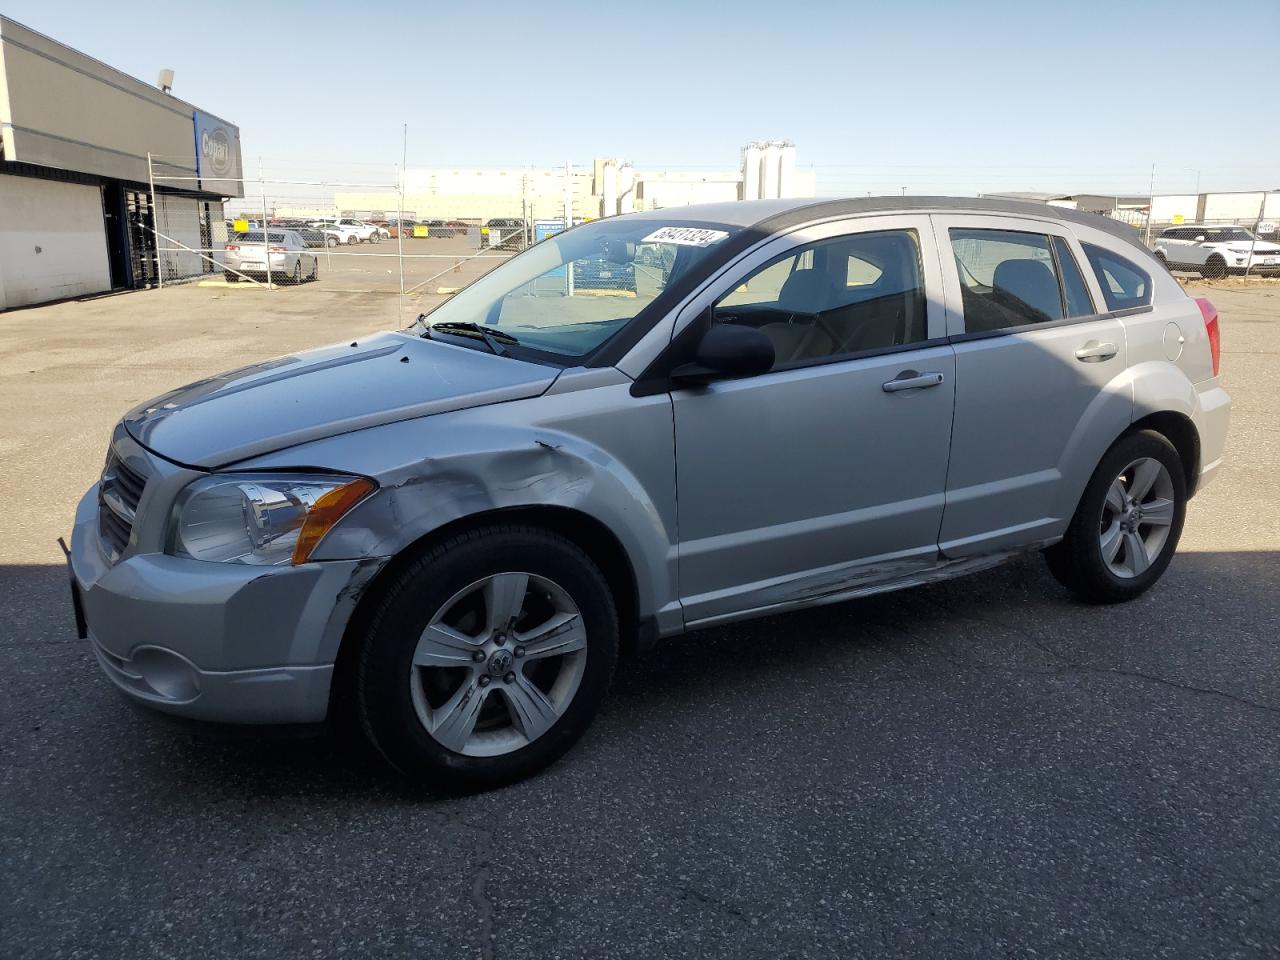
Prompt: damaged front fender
<box><xmin>232</xmin><ymin>378</ymin><xmax>681</xmax><ymax>633</ymax></box>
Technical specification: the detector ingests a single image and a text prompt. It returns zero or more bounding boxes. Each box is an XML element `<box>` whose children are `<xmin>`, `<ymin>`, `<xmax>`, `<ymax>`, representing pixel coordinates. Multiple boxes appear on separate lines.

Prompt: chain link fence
<box><xmin>135</xmin><ymin>155</ymin><xmax>1280</xmax><ymax>312</ymax></box>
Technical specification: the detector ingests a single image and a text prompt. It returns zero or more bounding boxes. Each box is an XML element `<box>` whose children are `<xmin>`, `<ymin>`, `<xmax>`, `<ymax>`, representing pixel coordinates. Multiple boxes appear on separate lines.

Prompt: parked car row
<box><xmin>225</xmin><ymin>216</ymin><xmax>537</xmax><ymax>248</ymax></box>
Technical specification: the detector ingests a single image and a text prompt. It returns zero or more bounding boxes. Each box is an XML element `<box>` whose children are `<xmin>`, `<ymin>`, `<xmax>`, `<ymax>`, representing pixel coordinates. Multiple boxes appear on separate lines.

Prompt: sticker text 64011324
<box><xmin>641</xmin><ymin>226</ymin><xmax>730</xmax><ymax>247</ymax></box>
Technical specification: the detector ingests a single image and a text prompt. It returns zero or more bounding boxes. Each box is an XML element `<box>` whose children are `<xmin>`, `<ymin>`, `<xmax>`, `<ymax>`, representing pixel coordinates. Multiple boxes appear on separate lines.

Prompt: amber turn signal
<box><xmin>291</xmin><ymin>477</ymin><xmax>376</xmax><ymax>565</ymax></box>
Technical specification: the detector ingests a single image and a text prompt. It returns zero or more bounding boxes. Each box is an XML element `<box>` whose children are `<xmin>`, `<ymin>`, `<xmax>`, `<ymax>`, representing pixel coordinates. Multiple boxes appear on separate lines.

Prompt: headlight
<box><xmin>168</xmin><ymin>473</ymin><xmax>375</xmax><ymax>565</ymax></box>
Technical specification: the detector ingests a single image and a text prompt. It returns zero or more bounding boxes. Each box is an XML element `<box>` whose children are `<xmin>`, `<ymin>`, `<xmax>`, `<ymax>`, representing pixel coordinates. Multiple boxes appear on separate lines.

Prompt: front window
<box><xmin>713</xmin><ymin>229</ymin><xmax>927</xmax><ymax>368</ymax></box>
<box><xmin>420</xmin><ymin>218</ymin><xmax>739</xmax><ymax>360</ymax></box>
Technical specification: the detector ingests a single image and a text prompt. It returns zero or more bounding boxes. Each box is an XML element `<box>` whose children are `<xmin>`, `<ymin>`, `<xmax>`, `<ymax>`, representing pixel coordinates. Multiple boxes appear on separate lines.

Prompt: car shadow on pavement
<box><xmin>4</xmin><ymin>547</ymin><xmax>1277</xmax><ymax>803</ymax></box>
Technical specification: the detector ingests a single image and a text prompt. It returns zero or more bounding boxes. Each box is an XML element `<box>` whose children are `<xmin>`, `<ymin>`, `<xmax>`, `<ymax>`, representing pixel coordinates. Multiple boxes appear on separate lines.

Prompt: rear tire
<box><xmin>347</xmin><ymin>235</ymin><xmax>359</xmax><ymax>245</ymax></box>
<box><xmin>356</xmin><ymin>526</ymin><xmax>619</xmax><ymax>792</ymax></box>
<box><xmin>1202</xmin><ymin>255</ymin><xmax>1227</xmax><ymax>280</ymax></box>
<box><xmin>309</xmin><ymin>259</ymin><xmax>318</xmax><ymax>282</ymax></box>
<box><xmin>1045</xmin><ymin>430</ymin><xmax>1187</xmax><ymax>603</ymax></box>
<box><xmin>290</xmin><ymin>260</ymin><xmax>302</xmax><ymax>284</ymax></box>
<box><xmin>224</xmin><ymin>272</ymin><xmax>239</xmax><ymax>283</ymax></box>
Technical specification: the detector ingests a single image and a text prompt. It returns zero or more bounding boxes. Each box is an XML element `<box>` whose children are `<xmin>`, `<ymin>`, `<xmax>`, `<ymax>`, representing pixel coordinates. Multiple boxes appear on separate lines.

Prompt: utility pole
<box><xmin>564</xmin><ymin>160</ymin><xmax>572</xmax><ymax>228</ymax></box>
<box><xmin>147</xmin><ymin>152</ymin><xmax>162</xmax><ymax>290</ymax></box>
<box><xmin>1144</xmin><ymin>163</ymin><xmax>1156</xmax><ymax>246</ymax></box>
<box><xmin>1244</xmin><ymin>192</ymin><xmax>1266</xmax><ymax>278</ymax></box>
<box><xmin>564</xmin><ymin>160</ymin><xmax>574</xmax><ymax>297</ymax></box>
<box><xmin>260</xmin><ymin>156</ymin><xmax>271</xmax><ymax>288</ymax></box>
<box><xmin>396</xmin><ymin>124</ymin><xmax>407</xmax><ymax>320</ymax></box>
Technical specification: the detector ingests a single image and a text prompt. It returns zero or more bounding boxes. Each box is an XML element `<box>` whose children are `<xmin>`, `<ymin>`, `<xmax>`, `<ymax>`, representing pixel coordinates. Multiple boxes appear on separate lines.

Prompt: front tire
<box><xmin>356</xmin><ymin>526</ymin><xmax>619</xmax><ymax>791</ymax></box>
<box><xmin>1045</xmin><ymin>430</ymin><xmax>1186</xmax><ymax>603</ymax></box>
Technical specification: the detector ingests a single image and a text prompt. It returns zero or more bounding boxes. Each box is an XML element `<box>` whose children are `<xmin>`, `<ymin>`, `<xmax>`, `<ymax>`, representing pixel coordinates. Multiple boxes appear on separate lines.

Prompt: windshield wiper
<box><xmin>427</xmin><ymin>321</ymin><xmax>519</xmax><ymax>355</ymax></box>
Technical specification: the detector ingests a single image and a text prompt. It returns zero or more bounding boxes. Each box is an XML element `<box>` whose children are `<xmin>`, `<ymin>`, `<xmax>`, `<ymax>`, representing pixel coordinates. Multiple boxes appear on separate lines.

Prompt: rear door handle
<box><xmin>1075</xmin><ymin>340</ymin><xmax>1118</xmax><ymax>362</ymax></box>
<box><xmin>882</xmin><ymin>371</ymin><xmax>944</xmax><ymax>393</ymax></box>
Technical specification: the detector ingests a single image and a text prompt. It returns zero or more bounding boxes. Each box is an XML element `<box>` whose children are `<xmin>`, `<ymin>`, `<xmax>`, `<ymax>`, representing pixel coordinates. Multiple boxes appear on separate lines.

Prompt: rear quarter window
<box><xmin>1081</xmin><ymin>243</ymin><xmax>1152</xmax><ymax>311</ymax></box>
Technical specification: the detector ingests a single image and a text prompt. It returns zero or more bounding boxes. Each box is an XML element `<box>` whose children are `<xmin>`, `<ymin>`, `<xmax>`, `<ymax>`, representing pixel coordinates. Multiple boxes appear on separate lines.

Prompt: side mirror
<box><xmin>603</xmin><ymin>238</ymin><xmax>636</xmax><ymax>264</ymax></box>
<box><xmin>671</xmin><ymin>323</ymin><xmax>775</xmax><ymax>386</ymax></box>
<box><xmin>1194</xmin><ymin>235</ymin><xmax>1206</xmax><ymax>243</ymax></box>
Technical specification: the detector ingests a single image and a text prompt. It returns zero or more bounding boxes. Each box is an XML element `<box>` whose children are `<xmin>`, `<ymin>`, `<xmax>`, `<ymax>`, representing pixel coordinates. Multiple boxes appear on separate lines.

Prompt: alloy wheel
<box><xmin>1098</xmin><ymin>457</ymin><xmax>1176</xmax><ymax>579</ymax></box>
<box><xmin>409</xmin><ymin>572</ymin><xmax>587</xmax><ymax>757</ymax></box>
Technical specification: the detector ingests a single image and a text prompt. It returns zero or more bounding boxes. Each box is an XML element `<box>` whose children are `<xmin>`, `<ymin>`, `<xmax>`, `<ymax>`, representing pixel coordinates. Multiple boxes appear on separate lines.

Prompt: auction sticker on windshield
<box><xmin>641</xmin><ymin>226</ymin><xmax>730</xmax><ymax>247</ymax></box>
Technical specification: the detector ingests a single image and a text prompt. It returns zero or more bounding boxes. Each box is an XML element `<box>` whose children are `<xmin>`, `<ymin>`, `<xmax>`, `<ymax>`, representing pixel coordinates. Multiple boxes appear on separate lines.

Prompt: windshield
<box><xmin>420</xmin><ymin>218</ymin><xmax>739</xmax><ymax>360</ymax></box>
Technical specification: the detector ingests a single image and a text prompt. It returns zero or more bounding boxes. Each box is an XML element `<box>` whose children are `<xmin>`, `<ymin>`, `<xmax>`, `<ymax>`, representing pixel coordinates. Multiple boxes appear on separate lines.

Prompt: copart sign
<box><xmin>193</xmin><ymin>111</ymin><xmax>244</xmax><ymax>198</ymax></box>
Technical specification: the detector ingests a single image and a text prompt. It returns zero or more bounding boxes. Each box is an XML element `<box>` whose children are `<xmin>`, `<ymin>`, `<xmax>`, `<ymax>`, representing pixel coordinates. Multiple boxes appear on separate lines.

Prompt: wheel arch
<box><xmin>1130</xmin><ymin>410</ymin><xmax>1201</xmax><ymax>497</ymax></box>
<box><xmin>328</xmin><ymin>505</ymin><xmax>643</xmax><ymax>721</ymax></box>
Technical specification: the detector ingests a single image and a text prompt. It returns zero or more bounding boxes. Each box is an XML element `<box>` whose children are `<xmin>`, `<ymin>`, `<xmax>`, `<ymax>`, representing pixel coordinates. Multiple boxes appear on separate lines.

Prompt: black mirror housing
<box><xmin>603</xmin><ymin>239</ymin><xmax>636</xmax><ymax>264</ymax></box>
<box><xmin>671</xmin><ymin>323</ymin><xmax>775</xmax><ymax>386</ymax></box>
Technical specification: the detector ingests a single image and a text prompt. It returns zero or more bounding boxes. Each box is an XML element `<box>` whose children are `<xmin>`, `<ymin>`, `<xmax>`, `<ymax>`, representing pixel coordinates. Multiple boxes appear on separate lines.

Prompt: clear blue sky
<box><xmin>6</xmin><ymin>0</ymin><xmax>1278</xmax><ymax>195</ymax></box>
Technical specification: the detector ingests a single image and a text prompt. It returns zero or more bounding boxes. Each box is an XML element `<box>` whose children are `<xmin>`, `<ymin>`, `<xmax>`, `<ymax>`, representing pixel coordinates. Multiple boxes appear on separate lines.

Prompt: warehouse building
<box><xmin>0</xmin><ymin>16</ymin><xmax>242</xmax><ymax>310</ymax></box>
<box><xmin>1149</xmin><ymin>191</ymin><xmax>1280</xmax><ymax>232</ymax></box>
<box><xmin>323</xmin><ymin>146</ymin><xmax>817</xmax><ymax>225</ymax></box>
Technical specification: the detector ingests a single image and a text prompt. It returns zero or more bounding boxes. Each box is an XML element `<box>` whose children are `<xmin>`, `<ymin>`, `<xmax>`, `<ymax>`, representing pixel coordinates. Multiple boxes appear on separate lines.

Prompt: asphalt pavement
<box><xmin>1</xmin><ymin>279</ymin><xmax>1277</xmax><ymax>959</ymax></box>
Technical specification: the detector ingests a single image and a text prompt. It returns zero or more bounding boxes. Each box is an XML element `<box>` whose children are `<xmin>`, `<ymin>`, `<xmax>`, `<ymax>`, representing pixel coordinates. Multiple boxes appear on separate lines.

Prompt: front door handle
<box><xmin>882</xmin><ymin>371</ymin><xmax>944</xmax><ymax>393</ymax></box>
<box><xmin>1075</xmin><ymin>340</ymin><xmax>1118</xmax><ymax>362</ymax></box>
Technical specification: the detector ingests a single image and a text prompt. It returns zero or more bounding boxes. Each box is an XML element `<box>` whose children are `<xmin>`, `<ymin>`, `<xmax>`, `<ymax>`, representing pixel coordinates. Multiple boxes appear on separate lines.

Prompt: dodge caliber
<box><xmin>68</xmin><ymin>198</ymin><xmax>1231</xmax><ymax>790</ymax></box>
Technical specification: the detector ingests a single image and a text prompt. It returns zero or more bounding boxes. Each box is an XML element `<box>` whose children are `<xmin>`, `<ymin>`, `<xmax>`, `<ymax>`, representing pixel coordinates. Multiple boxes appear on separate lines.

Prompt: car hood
<box><xmin>123</xmin><ymin>332</ymin><xmax>559</xmax><ymax>468</ymax></box>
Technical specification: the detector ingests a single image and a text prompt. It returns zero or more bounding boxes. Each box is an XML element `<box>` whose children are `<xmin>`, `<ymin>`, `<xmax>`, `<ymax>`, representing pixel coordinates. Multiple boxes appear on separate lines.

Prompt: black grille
<box><xmin>98</xmin><ymin>453</ymin><xmax>149</xmax><ymax>561</ymax></box>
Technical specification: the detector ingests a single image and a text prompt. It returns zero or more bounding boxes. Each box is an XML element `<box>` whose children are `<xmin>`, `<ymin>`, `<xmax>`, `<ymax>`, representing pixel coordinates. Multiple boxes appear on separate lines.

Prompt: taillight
<box><xmin>269</xmin><ymin>245</ymin><xmax>287</xmax><ymax>253</ymax></box>
<box><xmin>1195</xmin><ymin>296</ymin><xmax>1221</xmax><ymax>377</ymax></box>
<box><xmin>225</xmin><ymin>243</ymin><xmax>239</xmax><ymax>251</ymax></box>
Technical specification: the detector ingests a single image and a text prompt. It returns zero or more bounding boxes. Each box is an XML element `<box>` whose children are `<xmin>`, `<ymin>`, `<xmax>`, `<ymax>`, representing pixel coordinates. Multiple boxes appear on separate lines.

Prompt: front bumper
<box><xmin>70</xmin><ymin>483</ymin><xmax>385</xmax><ymax>725</ymax></box>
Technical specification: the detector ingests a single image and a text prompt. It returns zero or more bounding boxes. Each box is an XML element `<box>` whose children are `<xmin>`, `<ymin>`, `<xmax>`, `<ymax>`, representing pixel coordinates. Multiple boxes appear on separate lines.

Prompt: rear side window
<box><xmin>1081</xmin><ymin>243</ymin><xmax>1152</xmax><ymax>311</ymax></box>
<box><xmin>1052</xmin><ymin>237</ymin><xmax>1095</xmax><ymax>317</ymax></box>
<box><xmin>950</xmin><ymin>229</ymin><xmax>1065</xmax><ymax>331</ymax></box>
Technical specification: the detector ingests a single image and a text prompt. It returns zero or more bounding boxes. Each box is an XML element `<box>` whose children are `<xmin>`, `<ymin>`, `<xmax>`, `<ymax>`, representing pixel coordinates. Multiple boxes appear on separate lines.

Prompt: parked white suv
<box><xmin>1154</xmin><ymin>224</ymin><xmax>1280</xmax><ymax>278</ymax></box>
<box><xmin>310</xmin><ymin>217</ymin><xmax>382</xmax><ymax>244</ymax></box>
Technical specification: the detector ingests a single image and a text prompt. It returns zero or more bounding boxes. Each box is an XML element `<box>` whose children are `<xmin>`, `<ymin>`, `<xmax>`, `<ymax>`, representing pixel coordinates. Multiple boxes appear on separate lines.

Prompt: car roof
<box><xmin>626</xmin><ymin>196</ymin><xmax>1149</xmax><ymax>253</ymax></box>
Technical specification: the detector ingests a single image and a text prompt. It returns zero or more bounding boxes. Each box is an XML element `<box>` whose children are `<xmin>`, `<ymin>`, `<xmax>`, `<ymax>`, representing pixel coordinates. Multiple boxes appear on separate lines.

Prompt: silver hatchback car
<box><xmin>68</xmin><ymin>198</ymin><xmax>1231</xmax><ymax>790</ymax></box>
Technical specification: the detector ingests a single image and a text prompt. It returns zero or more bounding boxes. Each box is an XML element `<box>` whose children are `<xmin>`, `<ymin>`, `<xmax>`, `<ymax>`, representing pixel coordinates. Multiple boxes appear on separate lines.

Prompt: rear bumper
<box><xmin>1191</xmin><ymin>382</ymin><xmax>1231</xmax><ymax>493</ymax></box>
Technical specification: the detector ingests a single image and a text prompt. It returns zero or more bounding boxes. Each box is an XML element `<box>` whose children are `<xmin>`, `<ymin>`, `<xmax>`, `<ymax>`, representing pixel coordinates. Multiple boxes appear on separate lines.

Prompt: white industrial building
<box><xmin>0</xmin><ymin>16</ymin><xmax>242</xmax><ymax>310</ymax></box>
<box><xmin>1149</xmin><ymin>191</ymin><xmax>1280</xmax><ymax>230</ymax></box>
<box><xmin>328</xmin><ymin>143</ymin><xmax>816</xmax><ymax>224</ymax></box>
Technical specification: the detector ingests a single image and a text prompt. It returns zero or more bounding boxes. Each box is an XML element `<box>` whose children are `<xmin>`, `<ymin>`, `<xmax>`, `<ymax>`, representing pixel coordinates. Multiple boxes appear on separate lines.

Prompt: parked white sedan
<box><xmin>223</xmin><ymin>230</ymin><xmax>318</xmax><ymax>283</ymax></box>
